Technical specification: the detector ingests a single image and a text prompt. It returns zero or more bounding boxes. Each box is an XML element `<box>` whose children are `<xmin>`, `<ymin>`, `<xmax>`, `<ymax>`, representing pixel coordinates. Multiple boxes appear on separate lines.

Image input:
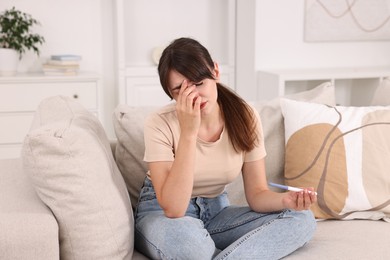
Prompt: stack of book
<box><xmin>42</xmin><ymin>55</ymin><xmax>82</xmax><ymax>76</ymax></box>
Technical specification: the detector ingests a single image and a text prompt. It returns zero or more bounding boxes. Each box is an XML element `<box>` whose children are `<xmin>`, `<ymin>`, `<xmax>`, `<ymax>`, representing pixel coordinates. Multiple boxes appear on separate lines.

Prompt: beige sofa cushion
<box><xmin>113</xmin><ymin>106</ymin><xmax>158</xmax><ymax>208</ymax></box>
<box><xmin>281</xmin><ymin>98</ymin><xmax>390</xmax><ymax>221</ymax></box>
<box><xmin>0</xmin><ymin>158</ymin><xmax>59</xmax><ymax>260</ymax></box>
<box><xmin>253</xmin><ymin>82</ymin><xmax>336</xmax><ymax>184</ymax></box>
<box><xmin>371</xmin><ymin>77</ymin><xmax>390</xmax><ymax>105</ymax></box>
<box><xmin>285</xmin><ymin>220</ymin><xmax>390</xmax><ymax>259</ymax></box>
<box><xmin>22</xmin><ymin>96</ymin><xmax>134</xmax><ymax>259</ymax></box>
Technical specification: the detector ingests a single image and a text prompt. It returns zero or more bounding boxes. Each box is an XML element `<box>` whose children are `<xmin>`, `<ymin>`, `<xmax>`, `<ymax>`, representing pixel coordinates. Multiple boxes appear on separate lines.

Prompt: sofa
<box><xmin>1</xmin><ymin>81</ymin><xmax>389</xmax><ymax>260</ymax></box>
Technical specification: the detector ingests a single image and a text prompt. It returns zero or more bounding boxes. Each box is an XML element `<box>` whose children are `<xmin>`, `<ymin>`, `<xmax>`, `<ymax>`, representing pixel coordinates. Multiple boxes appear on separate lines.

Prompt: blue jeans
<box><xmin>135</xmin><ymin>178</ymin><xmax>316</xmax><ymax>260</ymax></box>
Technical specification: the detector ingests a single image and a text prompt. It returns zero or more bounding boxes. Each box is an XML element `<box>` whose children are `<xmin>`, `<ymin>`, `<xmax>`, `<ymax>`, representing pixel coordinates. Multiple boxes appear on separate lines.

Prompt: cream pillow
<box><xmin>252</xmin><ymin>81</ymin><xmax>336</xmax><ymax>185</ymax></box>
<box><xmin>371</xmin><ymin>77</ymin><xmax>390</xmax><ymax>105</ymax></box>
<box><xmin>226</xmin><ymin>82</ymin><xmax>336</xmax><ymax>205</ymax></box>
<box><xmin>22</xmin><ymin>96</ymin><xmax>134</xmax><ymax>259</ymax></box>
<box><xmin>113</xmin><ymin>105</ymin><xmax>158</xmax><ymax>208</ymax></box>
<box><xmin>281</xmin><ymin>98</ymin><xmax>390</xmax><ymax>221</ymax></box>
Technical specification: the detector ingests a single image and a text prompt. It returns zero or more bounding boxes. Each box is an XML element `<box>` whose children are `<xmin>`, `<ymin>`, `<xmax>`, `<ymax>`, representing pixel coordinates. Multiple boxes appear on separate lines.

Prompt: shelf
<box><xmin>0</xmin><ymin>72</ymin><xmax>100</xmax><ymax>83</ymax></box>
<box><xmin>257</xmin><ymin>67</ymin><xmax>390</xmax><ymax>105</ymax></box>
<box><xmin>259</xmin><ymin>67</ymin><xmax>390</xmax><ymax>81</ymax></box>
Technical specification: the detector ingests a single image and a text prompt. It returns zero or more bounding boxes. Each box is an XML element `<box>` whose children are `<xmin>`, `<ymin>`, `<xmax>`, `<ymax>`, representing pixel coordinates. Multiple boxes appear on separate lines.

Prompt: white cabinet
<box><xmin>119</xmin><ymin>67</ymin><xmax>169</xmax><ymax>106</ymax></box>
<box><xmin>114</xmin><ymin>0</ymin><xmax>236</xmax><ymax>106</ymax></box>
<box><xmin>257</xmin><ymin>67</ymin><xmax>390</xmax><ymax>106</ymax></box>
<box><xmin>0</xmin><ymin>73</ymin><xmax>100</xmax><ymax>159</ymax></box>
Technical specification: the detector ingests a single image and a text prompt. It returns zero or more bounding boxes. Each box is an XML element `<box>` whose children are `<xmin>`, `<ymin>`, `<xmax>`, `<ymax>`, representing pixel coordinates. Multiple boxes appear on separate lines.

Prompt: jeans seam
<box><xmin>208</xmin><ymin>217</ymin><xmax>258</xmax><ymax>234</ymax></box>
<box><xmin>213</xmin><ymin>217</ymin><xmax>279</xmax><ymax>260</ymax></box>
<box><xmin>208</xmin><ymin>209</ymin><xmax>288</xmax><ymax>235</ymax></box>
<box><xmin>135</xmin><ymin>225</ymin><xmax>169</xmax><ymax>260</ymax></box>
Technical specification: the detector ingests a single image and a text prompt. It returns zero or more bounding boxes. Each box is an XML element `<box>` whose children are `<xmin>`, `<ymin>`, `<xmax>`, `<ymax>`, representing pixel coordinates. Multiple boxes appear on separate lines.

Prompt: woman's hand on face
<box><xmin>281</xmin><ymin>188</ymin><xmax>317</xmax><ymax>211</ymax></box>
<box><xmin>176</xmin><ymin>80</ymin><xmax>202</xmax><ymax>137</ymax></box>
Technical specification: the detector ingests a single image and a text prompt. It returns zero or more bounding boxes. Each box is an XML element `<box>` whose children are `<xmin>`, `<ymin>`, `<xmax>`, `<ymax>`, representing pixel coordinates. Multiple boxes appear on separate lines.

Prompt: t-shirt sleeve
<box><xmin>143</xmin><ymin>112</ymin><xmax>175</xmax><ymax>162</ymax></box>
<box><xmin>244</xmin><ymin>105</ymin><xmax>267</xmax><ymax>162</ymax></box>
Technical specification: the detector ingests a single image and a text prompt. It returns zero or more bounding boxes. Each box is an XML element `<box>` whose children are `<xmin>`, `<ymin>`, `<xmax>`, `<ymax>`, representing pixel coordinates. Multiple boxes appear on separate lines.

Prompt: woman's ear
<box><xmin>213</xmin><ymin>62</ymin><xmax>220</xmax><ymax>82</ymax></box>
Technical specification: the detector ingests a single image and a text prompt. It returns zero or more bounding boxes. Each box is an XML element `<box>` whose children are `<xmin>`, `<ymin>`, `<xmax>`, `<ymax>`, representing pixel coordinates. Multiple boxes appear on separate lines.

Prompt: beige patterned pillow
<box><xmin>22</xmin><ymin>96</ymin><xmax>134</xmax><ymax>259</ymax></box>
<box><xmin>281</xmin><ymin>98</ymin><xmax>390</xmax><ymax>221</ymax></box>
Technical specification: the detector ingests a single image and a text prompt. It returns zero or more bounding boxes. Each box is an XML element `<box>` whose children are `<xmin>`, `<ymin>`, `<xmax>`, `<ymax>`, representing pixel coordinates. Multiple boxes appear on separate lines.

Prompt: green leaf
<box><xmin>0</xmin><ymin>6</ymin><xmax>45</xmax><ymax>57</ymax></box>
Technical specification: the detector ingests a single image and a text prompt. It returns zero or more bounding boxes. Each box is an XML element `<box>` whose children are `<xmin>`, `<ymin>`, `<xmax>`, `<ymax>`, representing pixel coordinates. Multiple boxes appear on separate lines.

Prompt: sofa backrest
<box><xmin>112</xmin><ymin>82</ymin><xmax>336</xmax><ymax>207</ymax></box>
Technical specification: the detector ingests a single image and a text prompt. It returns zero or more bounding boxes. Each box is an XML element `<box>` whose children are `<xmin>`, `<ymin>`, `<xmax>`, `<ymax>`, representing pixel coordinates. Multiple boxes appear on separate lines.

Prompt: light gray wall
<box><xmin>255</xmin><ymin>0</ymin><xmax>390</xmax><ymax>70</ymax></box>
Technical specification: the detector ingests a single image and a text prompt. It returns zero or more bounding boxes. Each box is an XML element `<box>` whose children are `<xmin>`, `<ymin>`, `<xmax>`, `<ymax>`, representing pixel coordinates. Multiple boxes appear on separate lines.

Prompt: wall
<box><xmin>236</xmin><ymin>0</ymin><xmax>390</xmax><ymax>101</ymax></box>
<box><xmin>1</xmin><ymin>0</ymin><xmax>103</xmax><ymax>72</ymax></box>
<box><xmin>255</xmin><ymin>0</ymin><xmax>390</xmax><ymax>70</ymax></box>
<box><xmin>2</xmin><ymin>0</ymin><xmax>390</xmax><ymax>136</ymax></box>
<box><xmin>122</xmin><ymin>0</ymin><xmax>232</xmax><ymax>67</ymax></box>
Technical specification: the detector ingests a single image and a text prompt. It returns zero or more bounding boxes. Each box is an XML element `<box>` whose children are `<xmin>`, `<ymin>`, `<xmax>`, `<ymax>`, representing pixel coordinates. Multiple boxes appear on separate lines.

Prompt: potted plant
<box><xmin>0</xmin><ymin>6</ymin><xmax>45</xmax><ymax>76</ymax></box>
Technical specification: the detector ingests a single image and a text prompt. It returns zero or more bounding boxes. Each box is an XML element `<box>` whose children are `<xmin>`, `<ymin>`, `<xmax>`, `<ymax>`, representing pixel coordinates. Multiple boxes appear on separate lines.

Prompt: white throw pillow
<box><xmin>22</xmin><ymin>96</ymin><xmax>134</xmax><ymax>259</ymax></box>
<box><xmin>281</xmin><ymin>98</ymin><xmax>390</xmax><ymax>221</ymax></box>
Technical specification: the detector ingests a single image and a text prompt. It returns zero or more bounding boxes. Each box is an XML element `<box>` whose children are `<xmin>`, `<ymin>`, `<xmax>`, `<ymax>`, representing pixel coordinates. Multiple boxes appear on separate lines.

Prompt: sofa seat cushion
<box><xmin>285</xmin><ymin>220</ymin><xmax>390</xmax><ymax>259</ymax></box>
<box><xmin>0</xmin><ymin>158</ymin><xmax>59</xmax><ymax>260</ymax></box>
<box><xmin>22</xmin><ymin>96</ymin><xmax>134</xmax><ymax>259</ymax></box>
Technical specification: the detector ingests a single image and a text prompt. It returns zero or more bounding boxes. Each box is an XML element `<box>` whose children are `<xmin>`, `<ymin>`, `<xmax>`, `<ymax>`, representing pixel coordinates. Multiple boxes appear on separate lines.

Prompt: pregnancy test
<box><xmin>269</xmin><ymin>182</ymin><xmax>317</xmax><ymax>195</ymax></box>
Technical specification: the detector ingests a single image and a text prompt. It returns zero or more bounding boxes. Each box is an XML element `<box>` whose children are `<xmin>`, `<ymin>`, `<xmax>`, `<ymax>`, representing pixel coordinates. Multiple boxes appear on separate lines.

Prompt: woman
<box><xmin>135</xmin><ymin>37</ymin><xmax>317</xmax><ymax>260</ymax></box>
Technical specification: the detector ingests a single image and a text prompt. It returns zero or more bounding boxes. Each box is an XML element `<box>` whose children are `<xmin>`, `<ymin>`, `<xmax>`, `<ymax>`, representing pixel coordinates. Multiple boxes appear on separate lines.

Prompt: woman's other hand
<box><xmin>282</xmin><ymin>188</ymin><xmax>317</xmax><ymax>211</ymax></box>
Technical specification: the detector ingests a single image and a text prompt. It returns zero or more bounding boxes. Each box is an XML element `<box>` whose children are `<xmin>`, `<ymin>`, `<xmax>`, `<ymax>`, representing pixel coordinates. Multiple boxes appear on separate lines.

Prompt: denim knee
<box><xmin>212</xmin><ymin>210</ymin><xmax>317</xmax><ymax>260</ymax></box>
<box><xmin>135</xmin><ymin>214</ymin><xmax>217</xmax><ymax>259</ymax></box>
<box><xmin>299</xmin><ymin>210</ymin><xmax>316</xmax><ymax>232</ymax></box>
<box><xmin>285</xmin><ymin>209</ymin><xmax>317</xmax><ymax>243</ymax></box>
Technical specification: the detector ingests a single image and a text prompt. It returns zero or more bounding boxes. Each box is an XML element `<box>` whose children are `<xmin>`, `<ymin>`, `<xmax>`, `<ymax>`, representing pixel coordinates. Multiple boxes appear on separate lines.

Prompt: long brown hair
<box><xmin>158</xmin><ymin>37</ymin><xmax>259</xmax><ymax>152</ymax></box>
